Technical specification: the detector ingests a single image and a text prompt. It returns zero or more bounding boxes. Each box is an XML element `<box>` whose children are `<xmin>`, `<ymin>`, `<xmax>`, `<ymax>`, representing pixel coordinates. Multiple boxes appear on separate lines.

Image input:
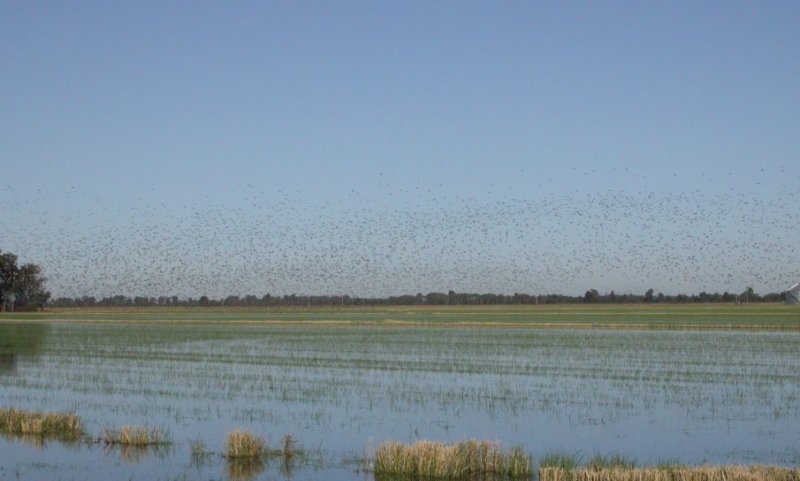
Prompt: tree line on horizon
<box><xmin>1</xmin><ymin>250</ymin><xmax>789</xmax><ymax>311</ymax></box>
<box><xmin>48</xmin><ymin>287</ymin><xmax>787</xmax><ymax>308</ymax></box>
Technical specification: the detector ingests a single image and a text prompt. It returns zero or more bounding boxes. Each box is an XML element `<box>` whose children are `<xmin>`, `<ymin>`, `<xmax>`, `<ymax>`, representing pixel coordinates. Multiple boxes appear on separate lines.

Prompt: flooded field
<box><xmin>1</xmin><ymin>314</ymin><xmax>799</xmax><ymax>480</ymax></box>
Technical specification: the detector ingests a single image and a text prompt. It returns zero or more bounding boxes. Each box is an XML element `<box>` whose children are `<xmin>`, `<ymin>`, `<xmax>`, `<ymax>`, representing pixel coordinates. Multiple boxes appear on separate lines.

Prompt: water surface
<box><xmin>1</xmin><ymin>322</ymin><xmax>798</xmax><ymax>480</ymax></box>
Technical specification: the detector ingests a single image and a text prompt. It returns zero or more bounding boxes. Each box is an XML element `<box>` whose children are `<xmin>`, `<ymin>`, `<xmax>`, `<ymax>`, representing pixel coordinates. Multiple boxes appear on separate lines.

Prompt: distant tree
<box><xmin>584</xmin><ymin>289</ymin><xmax>599</xmax><ymax>303</ymax></box>
<box><xmin>14</xmin><ymin>263</ymin><xmax>50</xmax><ymax>311</ymax></box>
<box><xmin>426</xmin><ymin>292</ymin><xmax>448</xmax><ymax>305</ymax></box>
<box><xmin>0</xmin><ymin>252</ymin><xmax>49</xmax><ymax>312</ymax></box>
<box><xmin>741</xmin><ymin>286</ymin><xmax>757</xmax><ymax>303</ymax></box>
<box><xmin>0</xmin><ymin>252</ymin><xmax>18</xmax><ymax>311</ymax></box>
<box><xmin>644</xmin><ymin>288</ymin><xmax>654</xmax><ymax>303</ymax></box>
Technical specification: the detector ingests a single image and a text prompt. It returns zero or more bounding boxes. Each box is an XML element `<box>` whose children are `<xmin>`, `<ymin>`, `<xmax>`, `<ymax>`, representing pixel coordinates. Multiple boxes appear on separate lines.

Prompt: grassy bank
<box><xmin>539</xmin><ymin>466</ymin><xmax>800</xmax><ymax>481</ymax></box>
<box><xmin>373</xmin><ymin>439</ymin><xmax>532</xmax><ymax>479</ymax></box>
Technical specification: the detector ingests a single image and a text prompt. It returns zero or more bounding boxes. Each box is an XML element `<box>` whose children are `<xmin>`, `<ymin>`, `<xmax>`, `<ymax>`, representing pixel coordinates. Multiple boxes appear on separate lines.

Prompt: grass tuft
<box><xmin>373</xmin><ymin>439</ymin><xmax>532</xmax><ymax>479</ymax></box>
<box><xmin>101</xmin><ymin>426</ymin><xmax>168</xmax><ymax>446</ymax></box>
<box><xmin>226</xmin><ymin>429</ymin><xmax>265</xmax><ymax>458</ymax></box>
<box><xmin>0</xmin><ymin>407</ymin><xmax>82</xmax><ymax>439</ymax></box>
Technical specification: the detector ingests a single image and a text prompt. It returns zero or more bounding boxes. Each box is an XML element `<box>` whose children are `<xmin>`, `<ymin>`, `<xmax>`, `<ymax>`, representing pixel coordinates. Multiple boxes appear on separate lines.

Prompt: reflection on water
<box><xmin>0</xmin><ymin>323</ymin><xmax>49</xmax><ymax>376</ymax></box>
<box><xmin>1</xmin><ymin>431</ymin><xmax>83</xmax><ymax>450</ymax></box>
<box><xmin>0</xmin><ymin>352</ymin><xmax>15</xmax><ymax>374</ymax></box>
<box><xmin>103</xmin><ymin>444</ymin><xmax>173</xmax><ymax>463</ymax></box>
<box><xmin>2</xmin><ymin>432</ymin><xmax>46</xmax><ymax>449</ymax></box>
<box><xmin>227</xmin><ymin>457</ymin><xmax>265</xmax><ymax>481</ymax></box>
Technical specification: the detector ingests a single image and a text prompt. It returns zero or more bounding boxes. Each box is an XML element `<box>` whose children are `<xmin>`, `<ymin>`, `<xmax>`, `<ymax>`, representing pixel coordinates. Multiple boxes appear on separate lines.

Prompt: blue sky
<box><xmin>1</xmin><ymin>2</ymin><xmax>798</xmax><ymax>298</ymax></box>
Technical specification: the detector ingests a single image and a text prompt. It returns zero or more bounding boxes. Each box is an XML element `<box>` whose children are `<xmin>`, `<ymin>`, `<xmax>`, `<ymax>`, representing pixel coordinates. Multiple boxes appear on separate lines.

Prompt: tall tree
<box><xmin>0</xmin><ymin>252</ymin><xmax>19</xmax><ymax>312</ymax></box>
<box><xmin>0</xmin><ymin>251</ymin><xmax>50</xmax><ymax>312</ymax></box>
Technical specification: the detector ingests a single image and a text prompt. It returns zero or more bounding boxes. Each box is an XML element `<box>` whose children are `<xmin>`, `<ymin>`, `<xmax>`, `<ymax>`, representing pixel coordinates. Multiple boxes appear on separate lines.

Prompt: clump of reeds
<box><xmin>101</xmin><ymin>426</ymin><xmax>168</xmax><ymax>446</ymax></box>
<box><xmin>538</xmin><ymin>465</ymin><xmax>800</xmax><ymax>481</ymax></box>
<box><xmin>226</xmin><ymin>429</ymin><xmax>265</xmax><ymax>458</ymax></box>
<box><xmin>373</xmin><ymin>439</ymin><xmax>532</xmax><ymax>479</ymax></box>
<box><xmin>0</xmin><ymin>407</ymin><xmax>82</xmax><ymax>439</ymax></box>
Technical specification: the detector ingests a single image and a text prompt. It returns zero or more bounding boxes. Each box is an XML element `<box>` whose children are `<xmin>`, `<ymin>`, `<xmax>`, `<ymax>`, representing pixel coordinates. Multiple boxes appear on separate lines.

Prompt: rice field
<box><xmin>0</xmin><ymin>305</ymin><xmax>799</xmax><ymax>480</ymax></box>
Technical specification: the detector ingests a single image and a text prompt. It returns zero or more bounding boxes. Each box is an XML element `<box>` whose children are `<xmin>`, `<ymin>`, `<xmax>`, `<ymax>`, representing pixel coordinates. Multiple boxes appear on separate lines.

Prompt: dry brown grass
<box><xmin>374</xmin><ymin>439</ymin><xmax>532</xmax><ymax>479</ymax></box>
<box><xmin>226</xmin><ymin>429</ymin><xmax>265</xmax><ymax>458</ymax></box>
<box><xmin>0</xmin><ymin>407</ymin><xmax>82</xmax><ymax>439</ymax></box>
<box><xmin>101</xmin><ymin>426</ymin><xmax>168</xmax><ymax>446</ymax></box>
<box><xmin>539</xmin><ymin>466</ymin><xmax>800</xmax><ymax>481</ymax></box>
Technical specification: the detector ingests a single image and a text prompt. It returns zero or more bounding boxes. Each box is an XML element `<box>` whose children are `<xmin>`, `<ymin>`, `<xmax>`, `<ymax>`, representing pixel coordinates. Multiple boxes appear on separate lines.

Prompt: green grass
<box><xmin>585</xmin><ymin>453</ymin><xmax>637</xmax><ymax>470</ymax></box>
<box><xmin>3</xmin><ymin>304</ymin><xmax>799</xmax><ymax>329</ymax></box>
<box><xmin>539</xmin><ymin>452</ymin><xmax>583</xmax><ymax>470</ymax></box>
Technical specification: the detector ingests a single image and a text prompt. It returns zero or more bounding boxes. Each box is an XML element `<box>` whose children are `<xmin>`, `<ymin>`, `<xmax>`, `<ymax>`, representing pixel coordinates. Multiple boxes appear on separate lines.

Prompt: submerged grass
<box><xmin>374</xmin><ymin>439</ymin><xmax>532</xmax><ymax>479</ymax></box>
<box><xmin>539</xmin><ymin>465</ymin><xmax>800</xmax><ymax>481</ymax></box>
<box><xmin>280</xmin><ymin>433</ymin><xmax>298</xmax><ymax>459</ymax></box>
<box><xmin>189</xmin><ymin>436</ymin><xmax>214</xmax><ymax>466</ymax></box>
<box><xmin>101</xmin><ymin>426</ymin><xmax>168</xmax><ymax>446</ymax></box>
<box><xmin>0</xmin><ymin>407</ymin><xmax>82</xmax><ymax>439</ymax></box>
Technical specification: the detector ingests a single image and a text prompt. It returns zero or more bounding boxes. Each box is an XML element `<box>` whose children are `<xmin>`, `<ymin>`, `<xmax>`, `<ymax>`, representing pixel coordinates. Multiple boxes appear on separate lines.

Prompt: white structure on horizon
<box><xmin>787</xmin><ymin>283</ymin><xmax>800</xmax><ymax>305</ymax></box>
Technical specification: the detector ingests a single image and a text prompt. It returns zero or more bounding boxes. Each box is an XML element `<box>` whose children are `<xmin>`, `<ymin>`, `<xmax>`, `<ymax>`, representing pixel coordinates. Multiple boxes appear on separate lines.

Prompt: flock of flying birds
<box><xmin>1</xmin><ymin>176</ymin><xmax>798</xmax><ymax>300</ymax></box>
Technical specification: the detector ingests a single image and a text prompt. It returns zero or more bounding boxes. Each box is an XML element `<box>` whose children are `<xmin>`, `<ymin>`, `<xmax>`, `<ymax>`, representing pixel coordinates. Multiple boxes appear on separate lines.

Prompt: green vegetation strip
<box><xmin>3</xmin><ymin>304</ymin><xmax>799</xmax><ymax>329</ymax></box>
<box><xmin>539</xmin><ymin>466</ymin><xmax>800</xmax><ymax>481</ymax></box>
<box><xmin>0</xmin><ymin>407</ymin><xmax>82</xmax><ymax>439</ymax></box>
<box><xmin>374</xmin><ymin>439</ymin><xmax>532</xmax><ymax>479</ymax></box>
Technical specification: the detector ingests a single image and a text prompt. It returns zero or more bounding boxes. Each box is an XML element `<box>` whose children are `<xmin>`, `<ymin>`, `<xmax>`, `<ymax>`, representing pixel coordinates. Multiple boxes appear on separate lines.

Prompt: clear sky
<box><xmin>1</xmin><ymin>2</ymin><xmax>798</xmax><ymax>298</ymax></box>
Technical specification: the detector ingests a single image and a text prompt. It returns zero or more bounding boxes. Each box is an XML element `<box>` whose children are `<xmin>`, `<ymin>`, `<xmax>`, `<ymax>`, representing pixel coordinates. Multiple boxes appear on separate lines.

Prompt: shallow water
<box><xmin>1</xmin><ymin>322</ymin><xmax>799</xmax><ymax>480</ymax></box>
